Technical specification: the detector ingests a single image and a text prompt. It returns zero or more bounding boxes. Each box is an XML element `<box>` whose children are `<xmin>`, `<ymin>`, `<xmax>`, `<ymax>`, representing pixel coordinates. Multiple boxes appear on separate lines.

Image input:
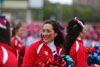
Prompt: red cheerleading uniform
<box><xmin>69</xmin><ymin>38</ymin><xmax>95</xmax><ymax>67</ymax></box>
<box><xmin>23</xmin><ymin>39</ymin><xmax>64</xmax><ymax>67</ymax></box>
<box><xmin>0</xmin><ymin>42</ymin><xmax>18</xmax><ymax>67</ymax></box>
<box><xmin>11</xmin><ymin>35</ymin><xmax>25</xmax><ymax>67</ymax></box>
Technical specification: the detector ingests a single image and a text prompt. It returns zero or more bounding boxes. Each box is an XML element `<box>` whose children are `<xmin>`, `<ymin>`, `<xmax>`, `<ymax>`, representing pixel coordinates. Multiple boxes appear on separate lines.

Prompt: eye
<box><xmin>42</xmin><ymin>29</ymin><xmax>45</xmax><ymax>32</ymax></box>
<box><xmin>47</xmin><ymin>29</ymin><xmax>51</xmax><ymax>33</ymax></box>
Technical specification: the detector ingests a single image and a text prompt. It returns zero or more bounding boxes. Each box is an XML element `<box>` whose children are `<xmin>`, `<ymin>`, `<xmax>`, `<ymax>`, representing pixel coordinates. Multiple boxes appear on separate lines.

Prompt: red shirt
<box><xmin>69</xmin><ymin>39</ymin><xmax>95</xmax><ymax>67</ymax></box>
<box><xmin>23</xmin><ymin>39</ymin><xmax>64</xmax><ymax>67</ymax></box>
<box><xmin>11</xmin><ymin>35</ymin><xmax>25</xmax><ymax>67</ymax></box>
<box><xmin>0</xmin><ymin>42</ymin><xmax>18</xmax><ymax>67</ymax></box>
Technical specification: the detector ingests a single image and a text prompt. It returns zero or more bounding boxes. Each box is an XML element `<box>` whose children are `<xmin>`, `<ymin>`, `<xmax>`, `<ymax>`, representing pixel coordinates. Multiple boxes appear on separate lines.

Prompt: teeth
<box><xmin>44</xmin><ymin>37</ymin><xmax>48</xmax><ymax>40</ymax></box>
<box><xmin>44</xmin><ymin>38</ymin><xmax>47</xmax><ymax>40</ymax></box>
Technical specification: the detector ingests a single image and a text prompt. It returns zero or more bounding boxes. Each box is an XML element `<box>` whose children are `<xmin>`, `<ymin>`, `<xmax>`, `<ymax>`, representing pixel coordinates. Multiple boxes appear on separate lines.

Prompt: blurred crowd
<box><xmin>1</xmin><ymin>16</ymin><xmax>100</xmax><ymax>67</ymax></box>
<box><xmin>84</xmin><ymin>24</ymin><xmax>100</xmax><ymax>47</ymax></box>
<box><xmin>9</xmin><ymin>20</ymin><xmax>100</xmax><ymax>47</ymax></box>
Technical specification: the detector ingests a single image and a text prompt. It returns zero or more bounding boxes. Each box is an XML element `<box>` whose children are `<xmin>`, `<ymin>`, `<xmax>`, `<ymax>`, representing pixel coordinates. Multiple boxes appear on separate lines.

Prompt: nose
<box><xmin>42</xmin><ymin>31</ymin><xmax>48</xmax><ymax>36</ymax></box>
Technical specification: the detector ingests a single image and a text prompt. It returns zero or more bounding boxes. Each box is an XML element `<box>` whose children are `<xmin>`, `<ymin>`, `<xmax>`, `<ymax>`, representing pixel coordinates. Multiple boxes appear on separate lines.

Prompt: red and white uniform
<box><xmin>23</xmin><ymin>39</ymin><xmax>64</xmax><ymax>67</ymax></box>
<box><xmin>11</xmin><ymin>35</ymin><xmax>25</xmax><ymax>67</ymax></box>
<box><xmin>0</xmin><ymin>42</ymin><xmax>18</xmax><ymax>67</ymax></box>
<box><xmin>69</xmin><ymin>38</ymin><xmax>95</xmax><ymax>67</ymax></box>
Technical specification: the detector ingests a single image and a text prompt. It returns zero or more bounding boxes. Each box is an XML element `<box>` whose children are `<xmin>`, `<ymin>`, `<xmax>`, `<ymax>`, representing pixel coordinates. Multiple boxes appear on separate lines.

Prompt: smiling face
<box><xmin>42</xmin><ymin>24</ymin><xmax>58</xmax><ymax>43</ymax></box>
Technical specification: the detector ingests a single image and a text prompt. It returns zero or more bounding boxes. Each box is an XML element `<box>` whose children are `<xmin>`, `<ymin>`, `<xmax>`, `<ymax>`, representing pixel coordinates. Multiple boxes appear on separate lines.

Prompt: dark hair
<box><xmin>64</xmin><ymin>18</ymin><xmax>85</xmax><ymax>55</ymax></box>
<box><xmin>0</xmin><ymin>20</ymin><xmax>11</xmax><ymax>46</ymax></box>
<box><xmin>43</xmin><ymin>20</ymin><xmax>64</xmax><ymax>46</ymax></box>
<box><xmin>12</xmin><ymin>24</ymin><xmax>21</xmax><ymax>37</ymax></box>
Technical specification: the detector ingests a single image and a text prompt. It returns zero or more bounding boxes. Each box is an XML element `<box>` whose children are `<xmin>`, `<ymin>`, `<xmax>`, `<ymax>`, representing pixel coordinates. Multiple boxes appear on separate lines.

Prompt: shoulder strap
<box><xmin>76</xmin><ymin>41</ymin><xmax>79</xmax><ymax>52</ymax></box>
<box><xmin>1</xmin><ymin>46</ymin><xmax>8</xmax><ymax>65</ymax></box>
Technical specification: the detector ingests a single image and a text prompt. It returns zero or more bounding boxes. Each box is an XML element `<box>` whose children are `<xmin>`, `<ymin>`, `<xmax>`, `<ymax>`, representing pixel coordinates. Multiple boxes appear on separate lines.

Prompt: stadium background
<box><xmin>0</xmin><ymin>0</ymin><xmax>100</xmax><ymax>47</ymax></box>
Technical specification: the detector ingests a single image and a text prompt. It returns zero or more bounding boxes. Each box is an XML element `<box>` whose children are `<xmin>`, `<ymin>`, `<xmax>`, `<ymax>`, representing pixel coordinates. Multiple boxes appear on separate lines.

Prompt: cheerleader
<box><xmin>0</xmin><ymin>16</ymin><xmax>18</xmax><ymax>67</ymax></box>
<box><xmin>64</xmin><ymin>17</ymin><xmax>100</xmax><ymax>67</ymax></box>
<box><xmin>11</xmin><ymin>24</ymin><xmax>25</xmax><ymax>67</ymax></box>
<box><xmin>23</xmin><ymin>20</ymin><xmax>64</xmax><ymax>67</ymax></box>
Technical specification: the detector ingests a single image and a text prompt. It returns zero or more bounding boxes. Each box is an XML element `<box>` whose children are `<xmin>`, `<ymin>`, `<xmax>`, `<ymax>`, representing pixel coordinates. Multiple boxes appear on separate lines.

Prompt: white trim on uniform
<box><xmin>15</xmin><ymin>40</ymin><xmax>17</xmax><ymax>46</ymax></box>
<box><xmin>59</xmin><ymin>48</ymin><xmax>62</xmax><ymax>55</ymax></box>
<box><xmin>76</xmin><ymin>41</ymin><xmax>79</xmax><ymax>52</ymax></box>
<box><xmin>16</xmin><ymin>50</ymin><xmax>19</xmax><ymax>60</ymax></box>
<box><xmin>1</xmin><ymin>46</ymin><xmax>8</xmax><ymax>65</ymax></box>
<box><xmin>37</xmin><ymin>43</ymin><xmax>44</xmax><ymax>54</ymax></box>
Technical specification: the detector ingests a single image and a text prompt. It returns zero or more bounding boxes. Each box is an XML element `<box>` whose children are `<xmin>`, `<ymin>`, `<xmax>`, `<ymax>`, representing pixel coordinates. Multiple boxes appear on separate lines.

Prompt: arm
<box><xmin>76</xmin><ymin>47</ymin><xmax>95</xmax><ymax>67</ymax></box>
<box><xmin>11</xmin><ymin>39</ymin><xmax>16</xmax><ymax>51</ymax></box>
<box><xmin>11</xmin><ymin>39</ymin><xmax>17</xmax><ymax>55</ymax></box>
<box><xmin>23</xmin><ymin>44</ymin><xmax>37</xmax><ymax>67</ymax></box>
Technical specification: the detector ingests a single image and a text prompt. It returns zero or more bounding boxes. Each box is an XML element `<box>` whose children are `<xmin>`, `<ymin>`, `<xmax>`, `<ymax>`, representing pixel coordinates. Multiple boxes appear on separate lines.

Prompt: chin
<box><xmin>44</xmin><ymin>40</ymin><xmax>52</xmax><ymax>43</ymax></box>
<box><xmin>43</xmin><ymin>40</ymin><xmax>48</xmax><ymax>43</ymax></box>
<box><xmin>81</xmin><ymin>37</ymin><xmax>85</xmax><ymax>39</ymax></box>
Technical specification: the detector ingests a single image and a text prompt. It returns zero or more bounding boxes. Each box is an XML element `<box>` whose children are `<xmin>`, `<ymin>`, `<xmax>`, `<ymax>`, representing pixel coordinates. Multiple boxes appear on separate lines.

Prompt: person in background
<box><xmin>25</xmin><ymin>31</ymin><xmax>41</xmax><ymax>47</ymax></box>
<box><xmin>64</xmin><ymin>17</ymin><xmax>100</xmax><ymax>67</ymax></box>
<box><xmin>23</xmin><ymin>20</ymin><xmax>64</xmax><ymax>67</ymax></box>
<box><xmin>11</xmin><ymin>24</ymin><xmax>25</xmax><ymax>67</ymax></box>
<box><xmin>0</xmin><ymin>16</ymin><xmax>18</xmax><ymax>67</ymax></box>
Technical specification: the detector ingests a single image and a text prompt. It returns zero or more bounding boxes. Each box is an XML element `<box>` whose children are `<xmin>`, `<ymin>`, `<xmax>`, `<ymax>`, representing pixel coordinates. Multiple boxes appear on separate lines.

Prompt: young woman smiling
<box><xmin>23</xmin><ymin>20</ymin><xmax>64</xmax><ymax>67</ymax></box>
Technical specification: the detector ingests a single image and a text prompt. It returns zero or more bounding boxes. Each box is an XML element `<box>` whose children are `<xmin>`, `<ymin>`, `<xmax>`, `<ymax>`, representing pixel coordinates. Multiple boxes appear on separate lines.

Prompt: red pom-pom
<box><xmin>87</xmin><ymin>47</ymin><xmax>96</xmax><ymax>54</ymax></box>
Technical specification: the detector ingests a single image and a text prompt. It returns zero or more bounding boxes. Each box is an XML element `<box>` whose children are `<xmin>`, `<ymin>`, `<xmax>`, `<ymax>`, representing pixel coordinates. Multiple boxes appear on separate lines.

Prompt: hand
<box><xmin>95</xmin><ymin>64</ymin><xmax>100</xmax><ymax>67</ymax></box>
